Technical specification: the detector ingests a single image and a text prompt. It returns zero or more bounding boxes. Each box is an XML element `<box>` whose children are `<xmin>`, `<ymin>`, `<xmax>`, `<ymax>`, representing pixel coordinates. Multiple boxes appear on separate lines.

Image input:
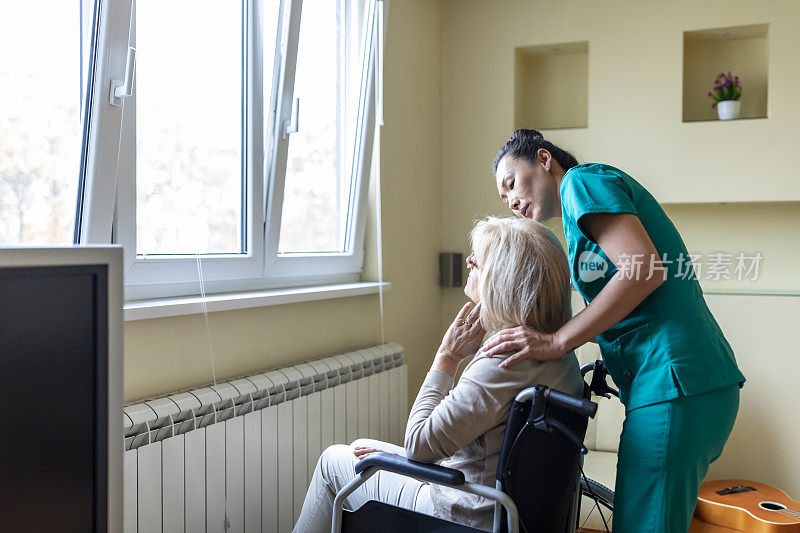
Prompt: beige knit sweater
<box><xmin>404</xmin><ymin>352</ymin><xmax>584</xmax><ymax>530</ymax></box>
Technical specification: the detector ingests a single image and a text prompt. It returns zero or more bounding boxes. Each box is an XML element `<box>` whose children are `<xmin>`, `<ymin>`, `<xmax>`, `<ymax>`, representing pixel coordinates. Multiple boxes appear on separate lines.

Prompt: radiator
<box><xmin>122</xmin><ymin>343</ymin><xmax>408</xmax><ymax>533</ymax></box>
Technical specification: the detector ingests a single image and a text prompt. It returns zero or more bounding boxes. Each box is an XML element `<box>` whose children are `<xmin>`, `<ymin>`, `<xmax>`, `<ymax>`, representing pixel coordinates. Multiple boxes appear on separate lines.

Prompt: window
<box><xmin>135</xmin><ymin>0</ymin><xmax>245</xmax><ymax>255</ymax></box>
<box><xmin>279</xmin><ymin>0</ymin><xmax>348</xmax><ymax>254</ymax></box>
<box><xmin>72</xmin><ymin>0</ymin><xmax>383</xmax><ymax>299</ymax></box>
<box><xmin>0</xmin><ymin>0</ymin><xmax>98</xmax><ymax>245</ymax></box>
<box><xmin>264</xmin><ymin>0</ymin><xmax>378</xmax><ymax>283</ymax></box>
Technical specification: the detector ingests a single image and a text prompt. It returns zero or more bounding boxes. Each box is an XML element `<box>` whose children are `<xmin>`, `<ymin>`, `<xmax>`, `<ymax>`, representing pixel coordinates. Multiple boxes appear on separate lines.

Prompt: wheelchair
<box><xmin>332</xmin><ymin>360</ymin><xmax>619</xmax><ymax>533</ymax></box>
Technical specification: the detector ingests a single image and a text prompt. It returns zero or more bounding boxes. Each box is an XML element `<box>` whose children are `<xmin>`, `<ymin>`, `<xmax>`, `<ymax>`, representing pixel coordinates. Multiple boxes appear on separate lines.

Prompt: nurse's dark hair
<box><xmin>492</xmin><ymin>129</ymin><xmax>579</xmax><ymax>173</ymax></box>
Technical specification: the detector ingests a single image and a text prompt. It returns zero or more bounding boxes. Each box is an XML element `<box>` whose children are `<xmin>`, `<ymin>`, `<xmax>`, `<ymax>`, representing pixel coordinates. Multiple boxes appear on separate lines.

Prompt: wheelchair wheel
<box><xmin>576</xmin><ymin>477</ymin><xmax>614</xmax><ymax>532</ymax></box>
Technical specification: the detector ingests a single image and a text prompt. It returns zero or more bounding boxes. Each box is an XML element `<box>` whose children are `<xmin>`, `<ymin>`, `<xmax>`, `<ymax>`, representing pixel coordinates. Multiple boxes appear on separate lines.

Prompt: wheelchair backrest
<box><xmin>495</xmin><ymin>383</ymin><xmax>591</xmax><ymax>533</ymax></box>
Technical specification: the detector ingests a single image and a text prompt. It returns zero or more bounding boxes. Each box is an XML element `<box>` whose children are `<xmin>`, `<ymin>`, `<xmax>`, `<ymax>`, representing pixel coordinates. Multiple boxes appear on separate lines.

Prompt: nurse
<box><xmin>477</xmin><ymin>129</ymin><xmax>746</xmax><ymax>532</ymax></box>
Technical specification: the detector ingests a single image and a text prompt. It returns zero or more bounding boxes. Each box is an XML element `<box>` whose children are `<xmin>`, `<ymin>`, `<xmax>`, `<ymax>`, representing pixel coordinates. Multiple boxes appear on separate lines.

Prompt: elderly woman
<box><xmin>292</xmin><ymin>216</ymin><xmax>584</xmax><ymax>533</ymax></box>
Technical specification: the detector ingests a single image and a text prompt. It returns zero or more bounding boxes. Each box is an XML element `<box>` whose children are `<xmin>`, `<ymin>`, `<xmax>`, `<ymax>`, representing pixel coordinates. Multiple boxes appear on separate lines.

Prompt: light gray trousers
<box><xmin>292</xmin><ymin>438</ymin><xmax>436</xmax><ymax>533</ymax></box>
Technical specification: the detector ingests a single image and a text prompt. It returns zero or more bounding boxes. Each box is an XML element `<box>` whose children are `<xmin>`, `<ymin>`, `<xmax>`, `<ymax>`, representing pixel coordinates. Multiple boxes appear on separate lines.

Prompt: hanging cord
<box><xmin>374</xmin><ymin>0</ymin><xmax>386</xmax><ymax>344</ymax></box>
<box><xmin>195</xmin><ymin>254</ymin><xmax>218</xmax><ymax>386</ymax></box>
<box><xmin>375</xmin><ymin>132</ymin><xmax>385</xmax><ymax>345</ymax></box>
<box><xmin>195</xmin><ymin>253</ymin><xmax>229</xmax><ymax>530</ymax></box>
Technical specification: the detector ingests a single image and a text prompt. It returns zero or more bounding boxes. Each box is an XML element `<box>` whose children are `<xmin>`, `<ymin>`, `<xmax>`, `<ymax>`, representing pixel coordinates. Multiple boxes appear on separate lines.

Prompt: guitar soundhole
<box><xmin>759</xmin><ymin>501</ymin><xmax>787</xmax><ymax>511</ymax></box>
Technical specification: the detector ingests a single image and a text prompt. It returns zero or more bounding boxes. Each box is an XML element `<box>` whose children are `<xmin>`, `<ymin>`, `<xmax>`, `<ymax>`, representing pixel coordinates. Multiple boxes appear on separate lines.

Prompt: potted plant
<box><xmin>708</xmin><ymin>71</ymin><xmax>743</xmax><ymax>120</ymax></box>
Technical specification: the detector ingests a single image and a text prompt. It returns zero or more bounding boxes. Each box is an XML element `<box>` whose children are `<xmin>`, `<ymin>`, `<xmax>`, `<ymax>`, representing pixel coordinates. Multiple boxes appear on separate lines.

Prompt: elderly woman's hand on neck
<box><xmin>434</xmin><ymin>301</ymin><xmax>485</xmax><ymax>377</ymax></box>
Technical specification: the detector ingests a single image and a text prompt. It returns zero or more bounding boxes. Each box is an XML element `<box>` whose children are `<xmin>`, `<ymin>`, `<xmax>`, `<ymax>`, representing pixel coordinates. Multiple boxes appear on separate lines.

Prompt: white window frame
<box><xmin>115</xmin><ymin>0</ymin><xmax>265</xmax><ymax>300</ymax></box>
<box><xmin>264</xmin><ymin>0</ymin><xmax>377</xmax><ymax>280</ymax></box>
<box><xmin>76</xmin><ymin>0</ymin><xmax>135</xmax><ymax>246</ymax></box>
<box><xmin>77</xmin><ymin>0</ymin><xmax>383</xmax><ymax>301</ymax></box>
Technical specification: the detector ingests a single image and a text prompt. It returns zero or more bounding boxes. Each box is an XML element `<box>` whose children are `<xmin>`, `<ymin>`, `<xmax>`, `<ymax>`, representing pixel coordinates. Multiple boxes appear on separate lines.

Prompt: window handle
<box><xmin>109</xmin><ymin>46</ymin><xmax>137</xmax><ymax>106</ymax></box>
<box><xmin>282</xmin><ymin>97</ymin><xmax>300</xmax><ymax>139</ymax></box>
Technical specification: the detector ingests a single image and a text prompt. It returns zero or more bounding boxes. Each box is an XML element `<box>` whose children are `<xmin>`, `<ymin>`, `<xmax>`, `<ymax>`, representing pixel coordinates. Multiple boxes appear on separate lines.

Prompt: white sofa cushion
<box><xmin>581</xmin><ymin>450</ymin><xmax>618</xmax><ymax>492</ymax></box>
<box><xmin>593</xmin><ymin>395</ymin><xmax>625</xmax><ymax>453</ymax></box>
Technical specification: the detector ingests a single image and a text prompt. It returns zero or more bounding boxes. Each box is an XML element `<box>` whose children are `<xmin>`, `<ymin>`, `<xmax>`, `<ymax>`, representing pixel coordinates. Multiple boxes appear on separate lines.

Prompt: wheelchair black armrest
<box><xmin>354</xmin><ymin>452</ymin><xmax>466</xmax><ymax>486</ymax></box>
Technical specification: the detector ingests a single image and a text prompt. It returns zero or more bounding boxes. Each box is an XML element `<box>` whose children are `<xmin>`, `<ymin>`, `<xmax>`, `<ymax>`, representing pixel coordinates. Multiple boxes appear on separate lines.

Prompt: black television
<box><xmin>0</xmin><ymin>247</ymin><xmax>123</xmax><ymax>532</ymax></box>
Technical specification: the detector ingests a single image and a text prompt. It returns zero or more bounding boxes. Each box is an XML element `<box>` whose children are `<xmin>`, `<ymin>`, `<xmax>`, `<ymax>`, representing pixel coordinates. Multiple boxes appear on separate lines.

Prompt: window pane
<box><xmin>0</xmin><ymin>0</ymin><xmax>89</xmax><ymax>245</ymax></box>
<box><xmin>136</xmin><ymin>0</ymin><xmax>243</xmax><ymax>255</ymax></box>
<box><xmin>278</xmin><ymin>0</ymin><xmax>351</xmax><ymax>254</ymax></box>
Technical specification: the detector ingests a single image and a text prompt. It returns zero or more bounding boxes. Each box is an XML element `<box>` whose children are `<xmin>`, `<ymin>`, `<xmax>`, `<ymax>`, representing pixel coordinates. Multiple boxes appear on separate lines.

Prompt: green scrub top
<box><xmin>560</xmin><ymin>163</ymin><xmax>746</xmax><ymax>411</ymax></box>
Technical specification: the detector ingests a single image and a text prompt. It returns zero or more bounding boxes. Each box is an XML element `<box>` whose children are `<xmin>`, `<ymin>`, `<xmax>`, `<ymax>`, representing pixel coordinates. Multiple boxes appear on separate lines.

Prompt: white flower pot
<box><xmin>717</xmin><ymin>100</ymin><xmax>741</xmax><ymax>120</ymax></box>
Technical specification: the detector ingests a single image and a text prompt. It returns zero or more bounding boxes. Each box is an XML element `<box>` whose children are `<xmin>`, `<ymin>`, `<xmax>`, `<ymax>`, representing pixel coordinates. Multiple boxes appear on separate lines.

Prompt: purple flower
<box><xmin>710</xmin><ymin>71</ymin><xmax>740</xmax><ymax>96</ymax></box>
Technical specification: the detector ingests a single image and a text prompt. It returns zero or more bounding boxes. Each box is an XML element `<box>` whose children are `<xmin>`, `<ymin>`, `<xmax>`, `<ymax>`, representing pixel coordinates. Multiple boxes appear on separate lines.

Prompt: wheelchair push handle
<box><xmin>581</xmin><ymin>359</ymin><xmax>620</xmax><ymax>398</ymax></box>
<box><xmin>546</xmin><ymin>388</ymin><xmax>598</xmax><ymax>419</ymax></box>
<box><xmin>516</xmin><ymin>384</ymin><xmax>597</xmax><ymax>455</ymax></box>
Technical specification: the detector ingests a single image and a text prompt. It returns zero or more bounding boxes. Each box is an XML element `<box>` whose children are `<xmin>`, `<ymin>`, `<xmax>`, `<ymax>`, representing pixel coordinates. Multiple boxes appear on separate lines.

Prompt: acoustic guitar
<box><xmin>694</xmin><ymin>479</ymin><xmax>800</xmax><ymax>532</ymax></box>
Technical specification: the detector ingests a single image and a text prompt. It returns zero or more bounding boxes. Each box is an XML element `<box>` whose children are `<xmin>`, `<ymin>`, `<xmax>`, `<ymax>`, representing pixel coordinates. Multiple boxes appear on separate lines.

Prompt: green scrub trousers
<box><xmin>612</xmin><ymin>383</ymin><xmax>740</xmax><ymax>532</ymax></box>
<box><xmin>560</xmin><ymin>163</ymin><xmax>746</xmax><ymax>532</ymax></box>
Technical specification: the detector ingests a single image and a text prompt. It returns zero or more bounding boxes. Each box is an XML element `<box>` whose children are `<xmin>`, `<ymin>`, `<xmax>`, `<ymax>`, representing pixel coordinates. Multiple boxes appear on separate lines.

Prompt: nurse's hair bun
<box><xmin>517</xmin><ymin>129</ymin><xmax>543</xmax><ymax>140</ymax></box>
<box><xmin>493</xmin><ymin>129</ymin><xmax>579</xmax><ymax>173</ymax></box>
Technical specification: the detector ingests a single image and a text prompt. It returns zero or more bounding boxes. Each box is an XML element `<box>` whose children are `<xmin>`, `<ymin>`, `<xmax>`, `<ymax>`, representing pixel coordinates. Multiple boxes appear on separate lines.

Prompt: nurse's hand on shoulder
<box><xmin>479</xmin><ymin>325</ymin><xmax>566</xmax><ymax>368</ymax></box>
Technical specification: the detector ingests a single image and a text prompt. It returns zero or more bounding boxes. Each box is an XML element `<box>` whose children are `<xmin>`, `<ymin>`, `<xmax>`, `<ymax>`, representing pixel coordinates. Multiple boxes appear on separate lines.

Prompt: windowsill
<box><xmin>124</xmin><ymin>281</ymin><xmax>391</xmax><ymax>321</ymax></box>
<box><xmin>701</xmin><ymin>288</ymin><xmax>800</xmax><ymax>297</ymax></box>
<box><xmin>571</xmin><ymin>287</ymin><xmax>800</xmax><ymax>298</ymax></box>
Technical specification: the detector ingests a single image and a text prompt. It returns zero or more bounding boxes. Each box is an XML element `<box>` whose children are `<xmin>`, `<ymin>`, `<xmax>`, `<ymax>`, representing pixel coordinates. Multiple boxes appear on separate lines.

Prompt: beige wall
<box><xmin>442</xmin><ymin>0</ymin><xmax>800</xmax><ymax>206</ymax></box>
<box><xmin>704</xmin><ymin>294</ymin><xmax>800</xmax><ymax>497</ymax></box>
<box><xmin>124</xmin><ymin>0</ymin><xmax>445</xmax><ymax>403</ymax></box>
<box><xmin>662</xmin><ymin>202</ymin><xmax>800</xmax><ymax>294</ymax></box>
<box><xmin>440</xmin><ymin>0</ymin><xmax>800</xmax><ymax>500</ymax></box>
<box><xmin>441</xmin><ymin>0</ymin><xmax>800</xmax><ymax>308</ymax></box>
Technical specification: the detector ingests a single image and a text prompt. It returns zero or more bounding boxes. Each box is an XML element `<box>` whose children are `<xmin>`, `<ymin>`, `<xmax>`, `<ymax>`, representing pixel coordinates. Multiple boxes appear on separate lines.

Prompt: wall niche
<box><xmin>514</xmin><ymin>41</ymin><xmax>589</xmax><ymax>130</ymax></box>
<box><xmin>683</xmin><ymin>23</ymin><xmax>769</xmax><ymax>122</ymax></box>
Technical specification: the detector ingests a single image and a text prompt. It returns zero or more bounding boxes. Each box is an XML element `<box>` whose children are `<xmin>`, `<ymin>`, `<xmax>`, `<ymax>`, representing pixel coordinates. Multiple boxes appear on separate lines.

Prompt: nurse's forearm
<box><xmin>555</xmin><ymin>274</ymin><xmax>663</xmax><ymax>353</ymax></box>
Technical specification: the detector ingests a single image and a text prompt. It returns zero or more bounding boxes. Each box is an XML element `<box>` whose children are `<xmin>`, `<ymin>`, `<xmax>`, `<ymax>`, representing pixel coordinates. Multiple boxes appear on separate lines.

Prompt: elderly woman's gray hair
<box><xmin>470</xmin><ymin>216</ymin><xmax>571</xmax><ymax>335</ymax></box>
